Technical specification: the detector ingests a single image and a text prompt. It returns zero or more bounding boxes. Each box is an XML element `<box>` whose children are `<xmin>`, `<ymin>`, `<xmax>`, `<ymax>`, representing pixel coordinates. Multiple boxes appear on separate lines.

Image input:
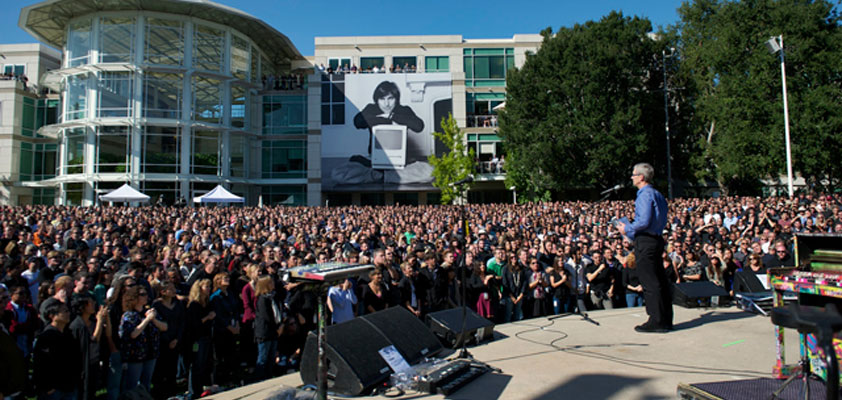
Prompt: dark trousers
<box><xmin>152</xmin><ymin>343</ymin><xmax>179</xmax><ymax>398</ymax></box>
<box><xmin>634</xmin><ymin>234</ymin><xmax>673</xmax><ymax>328</ymax></box>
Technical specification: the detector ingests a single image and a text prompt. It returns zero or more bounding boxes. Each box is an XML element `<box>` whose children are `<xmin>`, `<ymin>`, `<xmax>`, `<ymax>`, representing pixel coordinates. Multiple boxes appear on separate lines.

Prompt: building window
<box><xmin>65</xmin><ymin>128</ymin><xmax>86</xmax><ymax>174</ymax></box>
<box><xmin>320</xmin><ymin>74</ymin><xmax>344</xmax><ymax>125</ymax></box>
<box><xmin>231</xmin><ymin>85</ymin><xmax>247</xmax><ymax>129</ymax></box>
<box><xmin>21</xmin><ymin>97</ymin><xmax>35</xmax><ymax>137</ymax></box>
<box><xmin>360</xmin><ymin>57</ymin><xmax>384</xmax><ymax>72</ymax></box>
<box><xmin>193</xmin><ymin>76</ymin><xmax>222</xmax><ymax>124</ymax></box>
<box><xmin>2</xmin><ymin>65</ymin><xmax>25</xmax><ymax>76</ymax></box>
<box><xmin>99</xmin><ymin>17</ymin><xmax>135</xmax><ymax>63</ymax></box>
<box><xmin>463</xmin><ymin>48</ymin><xmax>515</xmax><ymax>87</ymax></box>
<box><xmin>231</xmin><ymin>35</ymin><xmax>249</xmax><ymax>81</ymax></box>
<box><xmin>393</xmin><ymin>56</ymin><xmax>416</xmax><ymax>71</ymax></box>
<box><xmin>329</xmin><ymin>58</ymin><xmax>351</xmax><ymax>71</ymax></box>
<box><xmin>425</xmin><ymin>56</ymin><xmax>449</xmax><ymax>72</ymax></box>
<box><xmin>19</xmin><ymin>142</ymin><xmax>33</xmax><ymax>181</ymax></box>
<box><xmin>263</xmin><ymin>94</ymin><xmax>306</xmax><ymax>135</ymax></box>
<box><xmin>67</xmin><ymin>18</ymin><xmax>92</xmax><ymax>67</ymax></box>
<box><xmin>36</xmin><ymin>99</ymin><xmax>59</xmax><ymax>137</ymax></box>
<box><xmin>65</xmin><ymin>183</ymin><xmax>84</xmax><ymax>206</ymax></box>
<box><xmin>251</xmin><ymin>48</ymin><xmax>261</xmax><ymax>85</ymax></box>
<box><xmin>261</xmin><ymin>140</ymin><xmax>305</xmax><ymax>178</ymax></box>
<box><xmin>229</xmin><ymin>134</ymin><xmax>246</xmax><ymax>178</ymax></box>
<box><xmin>144</xmin><ymin>18</ymin><xmax>183</xmax><ymax>66</ymax></box>
<box><xmin>193</xmin><ymin>24</ymin><xmax>225</xmax><ymax>72</ymax></box>
<box><xmin>98</xmin><ymin>72</ymin><xmax>133</xmax><ymax>117</ymax></box>
<box><xmin>33</xmin><ymin>188</ymin><xmax>55</xmax><ymax>205</ymax></box>
<box><xmin>144</xmin><ymin>72</ymin><xmax>182</xmax><ymax>119</ymax></box>
<box><xmin>193</xmin><ymin>130</ymin><xmax>220</xmax><ymax>175</ymax></box>
<box><xmin>65</xmin><ymin>74</ymin><xmax>88</xmax><ymax>121</ymax></box>
<box><xmin>36</xmin><ymin>144</ymin><xmax>58</xmax><ymax>180</ymax></box>
<box><xmin>262</xmin><ymin>185</ymin><xmax>305</xmax><ymax>206</ymax></box>
<box><xmin>142</xmin><ymin>126</ymin><xmax>180</xmax><ymax>174</ymax></box>
<box><xmin>96</xmin><ymin>126</ymin><xmax>130</xmax><ymax>173</ymax></box>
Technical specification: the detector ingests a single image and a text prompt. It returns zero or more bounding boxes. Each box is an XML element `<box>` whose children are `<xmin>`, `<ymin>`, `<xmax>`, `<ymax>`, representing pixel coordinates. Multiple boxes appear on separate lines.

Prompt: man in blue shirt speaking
<box><xmin>616</xmin><ymin>163</ymin><xmax>673</xmax><ymax>333</ymax></box>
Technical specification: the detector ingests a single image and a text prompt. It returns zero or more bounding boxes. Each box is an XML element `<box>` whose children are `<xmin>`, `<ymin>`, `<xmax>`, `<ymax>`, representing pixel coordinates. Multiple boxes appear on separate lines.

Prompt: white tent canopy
<box><xmin>492</xmin><ymin>102</ymin><xmax>506</xmax><ymax>111</ymax></box>
<box><xmin>193</xmin><ymin>185</ymin><xmax>244</xmax><ymax>203</ymax></box>
<box><xmin>99</xmin><ymin>184</ymin><xmax>150</xmax><ymax>203</ymax></box>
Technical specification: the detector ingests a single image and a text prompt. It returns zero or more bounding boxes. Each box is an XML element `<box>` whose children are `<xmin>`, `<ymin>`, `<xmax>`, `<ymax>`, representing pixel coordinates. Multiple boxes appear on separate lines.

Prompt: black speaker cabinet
<box><xmin>300</xmin><ymin>307</ymin><xmax>443</xmax><ymax>396</ymax></box>
<box><xmin>672</xmin><ymin>281</ymin><xmax>730</xmax><ymax>308</ymax></box>
<box><xmin>426</xmin><ymin>307</ymin><xmax>495</xmax><ymax>348</ymax></box>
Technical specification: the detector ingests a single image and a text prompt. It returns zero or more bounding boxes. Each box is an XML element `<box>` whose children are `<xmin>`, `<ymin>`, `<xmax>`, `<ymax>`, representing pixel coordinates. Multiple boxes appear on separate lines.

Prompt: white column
<box><xmin>180</xmin><ymin>20</ymin><xmax>194</xmax><ymax>203</ymax></box>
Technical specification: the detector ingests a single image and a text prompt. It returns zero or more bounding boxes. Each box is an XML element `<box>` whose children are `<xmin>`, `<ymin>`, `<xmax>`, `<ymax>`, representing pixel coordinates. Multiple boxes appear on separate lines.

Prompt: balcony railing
<box><xmin>475</xmin><ymin>160</ymin><xmax>505</xmax><ymax>175</ymax></box>
<box><xmin>467</xmin><ymin>115</ymin><xmax>498</xmax><ymax>128</ymax></box>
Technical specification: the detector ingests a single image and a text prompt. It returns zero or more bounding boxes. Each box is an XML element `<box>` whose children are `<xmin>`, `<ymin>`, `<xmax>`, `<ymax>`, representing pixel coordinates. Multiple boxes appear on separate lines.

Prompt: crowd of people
<box><xmin>261</xmin><ymin>74</ymin><xmax>306</xmax><ymax>91</ymax></box>
<box><xmin>0</xmin><ymin>191</ymin><xmax>835</xmax><ymax>399</ymax></box>
<box><xmin>317</xmin><ymin>62</ymin><xmax>419</xmax><ymax>74</ymax></box>
<box><xmin>1</xmin><ymin>71</ymin><xmax>30</xmax><ymax>91</ymax></box>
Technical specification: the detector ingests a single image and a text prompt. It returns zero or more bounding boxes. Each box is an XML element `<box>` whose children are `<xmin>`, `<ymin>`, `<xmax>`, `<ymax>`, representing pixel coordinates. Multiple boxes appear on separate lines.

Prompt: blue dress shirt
<box><xmin>624</xmin><ymin>184</ymin><xmax>668</xmax><ymax>241</ymax></box>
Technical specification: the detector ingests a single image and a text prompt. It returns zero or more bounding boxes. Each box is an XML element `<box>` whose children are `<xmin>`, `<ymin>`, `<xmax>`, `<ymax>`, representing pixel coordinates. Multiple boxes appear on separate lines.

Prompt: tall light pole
<box><xmin>663</xmin><ymin>48</ymin><xmax>675</xmax><ymax>199</ymax></box>
<box><xmin>765</xmin><ymin>35</ymin><xmax>794</xmax><ymax>198</ymax></box>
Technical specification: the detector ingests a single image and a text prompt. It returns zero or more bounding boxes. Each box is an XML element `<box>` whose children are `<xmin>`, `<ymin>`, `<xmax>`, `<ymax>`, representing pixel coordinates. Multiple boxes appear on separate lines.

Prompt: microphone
<box><xmin>449</xmin><ymin>175</ymin><xmax>474</xmax><ymax>187</ymax></box>
<box><xmin>600</xmin><ymin>184</ymin><xmax>624</xmax><ymax>195</ymax></box>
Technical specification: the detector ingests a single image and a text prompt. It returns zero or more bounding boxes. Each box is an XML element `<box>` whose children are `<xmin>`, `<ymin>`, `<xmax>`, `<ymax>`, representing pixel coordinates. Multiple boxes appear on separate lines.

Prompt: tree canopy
<box><xmin>500</xmin><ymin>12</ymin><xmax>667</xmax><ymax>200</ymax></box>
<box><xmin>429</xmin><ymin>114</ymin><xmax>475</xmax><ymax>204</ymax></box>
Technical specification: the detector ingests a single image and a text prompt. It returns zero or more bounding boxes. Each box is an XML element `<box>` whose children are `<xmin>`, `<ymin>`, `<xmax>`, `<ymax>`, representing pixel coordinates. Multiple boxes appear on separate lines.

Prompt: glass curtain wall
<box><xmin>231</xmin><ymin>35</ymin><xmax>249</xmax><ymax>80</ymax></box>
<box><xmin>193</xmin><ymin>130</ymin><xmax>220</xmax><ymax>175</ymax></box>
<box><xmin>193</xmin><ymin>76</ymin><xmax>222</xmax><ymax>124</ymax></box>
<box><xmin>96</xmin><ymin>126</ymin><xmax>130</xmax><ymax>173</ymax></box>
<box><xmin>67</xmin><ymin>19</ymin><xmax>92</xmax><ymax>67</ymax></box>
<box><xmin>99</xmin><ymin>17</ymin><xmax>135</xmax><ymax>63</ymax></box>
<box><xmin>263</xmin><ymin>94</ymin><xmax>306</xmax><ymax>135</ymax></box>
<box><xmin>65</xmin><ymin>128</ymin><xmax>86</xmax><ymax>174</ymax></box>
<box><xmin>231</xmin><ymin>85</ymin><xmax>247</xmax><ymax>128</ymax></box>
<box><xmin>261</xmin><ymin>140</ymin><xmax>305</xmax><ymax>179</ymax></box>
<box><xmin>98</xmin><ymin>72</ymin><xmax>133</xmax><ymax>117</ymax></box>
<box><xmin>144</xmin><ymin>18</ymin><xmax>183</xmax><ymax>65</ymax></box>
<box><xmin>142</xmin><ymin>126</ymin><xmax>180</xmax><ymax>173</ymax></box>
<box><xmin>193</xmin><ymin>25</ymin><xmax>224</xmax><ymax>72</ymax></box>
<box><xmin>144</xmin><ymin>72</ymin><xmax>182</xmax><ymax>119</ymax></box>
<box><xmin>229</xmin><ymin>134</ymin><xmax>245</xmax><ymax>177</ymax></box>
<box><xmin>65</xmin><ymin>75</ymin><xmax>88</xmax><ymax>121</ymax></box>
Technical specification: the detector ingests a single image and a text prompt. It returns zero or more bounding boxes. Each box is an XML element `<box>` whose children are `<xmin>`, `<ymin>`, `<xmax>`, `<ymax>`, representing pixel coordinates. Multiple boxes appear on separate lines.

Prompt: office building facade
<box><xmin>7</xmin><ymin>0</ymin><xmax>540</xmax><ymax>206</ymax></box>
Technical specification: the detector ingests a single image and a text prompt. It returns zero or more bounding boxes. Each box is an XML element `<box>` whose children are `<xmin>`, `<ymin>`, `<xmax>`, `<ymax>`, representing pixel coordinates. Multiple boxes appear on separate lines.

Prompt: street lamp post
<box><xmin>510</xmin><ymin>186</ymin><xmax>517</xmax><ymax>204</ymax></box>
<box><xmin>662</xmin><ymin>48</ymin><xmax>675</xmax><ymax>199</ymax></box>
<box><xmin>765</xmin><ymin>35</ymin><xmax>794</xmax><ymax>198</ymax></box>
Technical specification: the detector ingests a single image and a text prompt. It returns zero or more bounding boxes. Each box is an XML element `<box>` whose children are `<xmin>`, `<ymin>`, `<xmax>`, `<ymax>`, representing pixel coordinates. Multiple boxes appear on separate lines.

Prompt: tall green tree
<box><xmin>676</xmin><ymin>0</ymin><xmax>842</xmax><ymax>194</ymax></box>
<box><xmin>428</xmin><ymin>114</ymin><xmax>475</xmax><ymax>204</ymax></box>
<box><xmin>500</xmin><ymin>12</ymin><xmax>668</xmax><ymax>200</ymax></box>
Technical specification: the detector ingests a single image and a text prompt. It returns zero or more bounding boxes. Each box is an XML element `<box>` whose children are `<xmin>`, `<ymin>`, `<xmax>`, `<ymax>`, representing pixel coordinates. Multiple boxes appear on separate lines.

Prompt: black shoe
<box><xmin>635</xmin><ymin>322</ymin><xmax>669</xmax><ymax>333</ymax></box>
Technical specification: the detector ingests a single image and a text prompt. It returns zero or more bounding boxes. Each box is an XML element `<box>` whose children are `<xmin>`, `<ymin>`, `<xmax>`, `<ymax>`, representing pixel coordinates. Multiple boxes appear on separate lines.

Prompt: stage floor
<box><xmin>210</xmin><ymin>305</ymin><xmax>800</xmax><ymax>400</ymax></box>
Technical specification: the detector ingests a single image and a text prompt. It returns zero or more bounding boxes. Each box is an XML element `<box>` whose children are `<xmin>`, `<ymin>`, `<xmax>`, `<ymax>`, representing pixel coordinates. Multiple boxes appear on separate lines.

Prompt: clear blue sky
<box><xmin>4</xmin><ymin>0</ymin><xmax>687</xmax><ymax>55</ymax></box>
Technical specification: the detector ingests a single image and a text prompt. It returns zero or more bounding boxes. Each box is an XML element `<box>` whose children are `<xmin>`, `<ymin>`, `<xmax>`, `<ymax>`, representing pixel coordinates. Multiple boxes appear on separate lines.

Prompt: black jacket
<box><xmin>34</xmin><ymin>325</ymin><xmax>80</xmax><ymax>394</ymax></box>
<box><xmin>254</xmin><ymin>293</ymin><xmax>280</xmax><ymax>343</ymax></box>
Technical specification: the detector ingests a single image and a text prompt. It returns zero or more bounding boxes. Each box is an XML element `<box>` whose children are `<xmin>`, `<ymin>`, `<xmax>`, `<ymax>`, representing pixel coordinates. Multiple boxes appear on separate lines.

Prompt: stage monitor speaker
<box><xmin>300</xmin><ymin>317</ymin><xmax>393</xmax><ymax>396</ymax></box>
<box><xmin>300</xmin><ymin>307</ymin><xmax>444</xmax><ymax>396</ymax></box>
<box><xmin>426</xmin><ymin>307</ymin><xmax>495</xmax><ymax>348</ymax></box>
<box><xmin>362</xmin><ymin>306</ymin><xmax>443</xmax><ymax>364</ymax></box>
<box><xmin>672</xmin><ymin>281</ymin><xmax>730</xmax><ymax>308</ymax></box>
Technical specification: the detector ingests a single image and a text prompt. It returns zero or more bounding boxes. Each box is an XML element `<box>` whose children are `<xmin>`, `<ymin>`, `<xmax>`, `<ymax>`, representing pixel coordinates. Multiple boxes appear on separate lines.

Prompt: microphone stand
<box><xmin>548</xmin><ymin>296</ymin><xmax>600</xmax><ymax>326</ymax></box>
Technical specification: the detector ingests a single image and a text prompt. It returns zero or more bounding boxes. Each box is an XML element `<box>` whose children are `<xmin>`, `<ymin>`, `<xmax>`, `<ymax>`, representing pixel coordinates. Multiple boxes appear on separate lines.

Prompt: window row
<box><xmin>463</xmin><ymin>48</ymin><xmax>515</xmax><ymax>87</ymax></box>
<box><xmin>66</xmin><ymin>16</ymin><xmax>261</xmax><ymax>83</ymax></box>
<box><xmin>63</xmin><ymin>72</ymin><xmax>251</xmax><ymax>127</ymax></box>
<box><xmin>60</xmin><ymin>127</ymin><xmax>248</xmax><ymax>177</ymax></box>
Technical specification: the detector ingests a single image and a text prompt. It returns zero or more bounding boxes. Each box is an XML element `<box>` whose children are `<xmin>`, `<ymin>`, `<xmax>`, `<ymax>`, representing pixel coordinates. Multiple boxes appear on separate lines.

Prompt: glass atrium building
<box><xmin>19</xmin><ymin>0</ymin><xmax>312</xmax><ymax>206</ymax></box>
